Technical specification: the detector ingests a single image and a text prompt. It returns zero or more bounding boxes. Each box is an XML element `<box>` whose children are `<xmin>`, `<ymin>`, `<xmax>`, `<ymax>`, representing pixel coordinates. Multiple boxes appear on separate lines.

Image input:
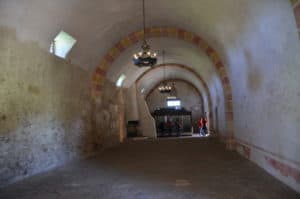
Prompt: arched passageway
<box><xmin>91</xmin><ymin>27</ymin><xmax>234</xmax><ymax>148</ymax></box>
<box><xmin>145</xmin><ymin>78</ymin><xmax>206</xmax><ymax>135</ymax></box>
<box><xmin>136</xmin><ymin>63</ymin><xmax>213</xmax><ymax>128</ymax></box>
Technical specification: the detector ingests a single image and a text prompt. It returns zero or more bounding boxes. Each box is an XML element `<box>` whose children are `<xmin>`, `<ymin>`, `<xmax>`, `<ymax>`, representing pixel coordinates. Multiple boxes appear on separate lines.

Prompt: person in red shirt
<box><xmin>199</xmin><ymin>118</ymin><xmax>203</xmax><ymax>134</ymax></box>
<box><xmin>199</xmin><ymin>117</ymin><xmax>208</xmax><ymax>136</ymax></box>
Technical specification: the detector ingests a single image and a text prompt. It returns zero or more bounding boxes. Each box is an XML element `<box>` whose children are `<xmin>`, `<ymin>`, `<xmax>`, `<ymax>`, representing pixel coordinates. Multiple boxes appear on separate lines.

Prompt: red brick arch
<box><xmin>91</xmin><ymin>27</ymin><xmax>234</xmax><ymax>149</ymax></box>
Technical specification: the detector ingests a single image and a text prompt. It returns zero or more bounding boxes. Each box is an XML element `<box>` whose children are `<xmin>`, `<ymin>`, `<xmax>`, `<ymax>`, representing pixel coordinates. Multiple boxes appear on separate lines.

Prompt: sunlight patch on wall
<box><xmin>116</xmin><ymin>74</ymin><xmax>126</xmax><ymax>87</ymax></box>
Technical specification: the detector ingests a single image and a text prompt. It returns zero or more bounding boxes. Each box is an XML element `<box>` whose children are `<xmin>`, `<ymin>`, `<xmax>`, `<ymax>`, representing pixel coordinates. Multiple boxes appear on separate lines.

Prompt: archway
<box><xmin>135</xmin><ymin>63</ymin><xmax>213</xmax><ymax>121</ymax></box>
<box><xmin>136</xmin><ymin>63</ymin><xmax>213</xmax><ymax>126</ymax></box>
<box><xmin>91</xmin><ymin>27</ymin><xmax>234</xmax><ymax>148</ymax></box>
<box><xmin>145</xmin><ymin>78</ymin><xmax>206</xmax><ymax>134</ymax></box>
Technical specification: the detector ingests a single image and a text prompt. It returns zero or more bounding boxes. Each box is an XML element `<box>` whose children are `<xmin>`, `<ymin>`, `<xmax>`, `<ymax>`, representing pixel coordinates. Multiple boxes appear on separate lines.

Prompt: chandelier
<box><xmin>158</xmin><ymin>50</ymin><xmax>172</xmax><ymax>94</ymax></box>
<box><xmin>158</xmin><ymin>83</ymin><xmax>172</xmax><ymax>94</ymax></box>
<box><xmin>133</xmin><ymin>0</ymin><xmax>157</xmax><ymax>67</ymax></box>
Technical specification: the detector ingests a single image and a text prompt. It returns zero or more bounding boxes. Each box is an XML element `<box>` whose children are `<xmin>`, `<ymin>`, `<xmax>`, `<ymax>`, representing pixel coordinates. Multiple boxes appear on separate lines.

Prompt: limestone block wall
<box><xmin>92</xmin><ymin>79</ymin><xmax>125</xmax><ymax>148</ymax></box>
<box><xmin>0</xmin><ymin>26</ymin><xmax>95</xmax><ymax>187</ymax></box>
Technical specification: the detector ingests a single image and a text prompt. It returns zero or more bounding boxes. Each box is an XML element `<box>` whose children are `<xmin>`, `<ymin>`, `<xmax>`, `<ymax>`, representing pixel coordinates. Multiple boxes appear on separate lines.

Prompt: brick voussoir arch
<box><xmin>91</xmin><ymin>27</ymin><xmax>235</xmax><ymax>149</ymax></box>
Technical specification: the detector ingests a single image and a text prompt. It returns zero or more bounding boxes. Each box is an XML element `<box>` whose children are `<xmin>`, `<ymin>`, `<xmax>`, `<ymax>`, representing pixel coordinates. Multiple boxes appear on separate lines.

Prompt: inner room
<box><xmin>144</xmin><ymin>79</ymin><xmax>205</xmax><ymax>138</ymax></box>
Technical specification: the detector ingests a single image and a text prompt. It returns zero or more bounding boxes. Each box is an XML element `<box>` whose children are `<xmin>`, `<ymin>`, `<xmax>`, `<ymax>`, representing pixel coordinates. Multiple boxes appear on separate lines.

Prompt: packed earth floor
<box><xmin>0</xmin><ymin>137</ymin><xmax>299</xmax><ymax>199</ymax></box>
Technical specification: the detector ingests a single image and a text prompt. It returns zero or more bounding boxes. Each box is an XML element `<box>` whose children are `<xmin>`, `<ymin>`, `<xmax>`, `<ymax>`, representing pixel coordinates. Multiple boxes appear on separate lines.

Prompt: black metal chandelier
<box><xmin>158</xmin><ymin>51</ymin><xmax>172</xmax><ymax>94</ymax></box>
<box><xmin>133</xmin><ymin>0</ymin><xmax>157</xmax><ymax>67</ymax></box>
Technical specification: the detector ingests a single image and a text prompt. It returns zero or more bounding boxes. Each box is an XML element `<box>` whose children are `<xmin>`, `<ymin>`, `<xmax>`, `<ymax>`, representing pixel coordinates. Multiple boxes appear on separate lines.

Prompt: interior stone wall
<box><xmin>124</xmin><ymin>84</ymin><xmax>139</xmax><ymax>123</ymax></box>
<box><xmin>226</xmin><ymin>1</ymin><xmax>300</xmax><ymax>192</ymax></box>
<box><xmin>208</xmin><ymin>76</ymin><xmax>226</xmax><ymax>135</ymax></box>
<box><xmin>0</xmin><ymin>26</ymin><xmax>95</xmax><ymax>187</ymax></box>
<box><xmin>92</xmin><ymin>79</ymin><xmax>125</xmax><ymax>148</ymax></box>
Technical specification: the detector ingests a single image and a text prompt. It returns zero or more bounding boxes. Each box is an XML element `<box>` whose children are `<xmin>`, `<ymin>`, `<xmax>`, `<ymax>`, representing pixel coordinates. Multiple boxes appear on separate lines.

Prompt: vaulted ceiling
<box><xmin>0</xmin><ymin>0</ymin><xmax>285</xmax><ymax>72</ymax></box>
<box><xmin>0</xmin><ymin>0</ymin><xmax>296</xmax><ymax>92</ymax></box>
<box><xmin>107</xmin><ymin>38</ymin><xmax>218</xmax><ymax>88</ymax></box>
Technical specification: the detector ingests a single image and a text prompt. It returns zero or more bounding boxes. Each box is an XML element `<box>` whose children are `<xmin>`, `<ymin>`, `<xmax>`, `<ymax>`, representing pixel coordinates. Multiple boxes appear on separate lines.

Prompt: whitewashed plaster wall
<box><xmin>124</xmin><ymin>83</ymin><xmax>156</xmax><ymax>138</ymax></box>
<box><xmin>136</xmin><ymin>91</ymin><xmax>157</xmax><ymax>138</ymax></box>
<box><xmin>124</xmin><ymin>84</ymin><xmax>139</xmax><ymax>122</ymax></box>
<box><xmin>208</xmin><ymin>75</ymin><xmax>226</xmax><ymax>135</ymax></box>
<box><xmin>224</xmin><ymin>1</ymin><xmax>300</xmax><ymax>192</ymax></box>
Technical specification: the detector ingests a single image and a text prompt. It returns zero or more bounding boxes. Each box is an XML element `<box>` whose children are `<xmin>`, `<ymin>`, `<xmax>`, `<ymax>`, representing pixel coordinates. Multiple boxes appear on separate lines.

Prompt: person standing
<box><xmin>202</xmin><ymin>117</ymin><xmax>208</xmax><ymax>136</ymax></box>
<box><xmin>199</xmin><ymin>117</ymin><xmax>208</xmax><ymax>136</ymax></box>
<box><xmin>199</xmin><ymin>117</ymin><xmax>204</xmax><ymax>136</ymax></box>
<box><xmin>166</xmin><ymin>117</ymin><xmax>173</xmax><ymax>137</ymax></box>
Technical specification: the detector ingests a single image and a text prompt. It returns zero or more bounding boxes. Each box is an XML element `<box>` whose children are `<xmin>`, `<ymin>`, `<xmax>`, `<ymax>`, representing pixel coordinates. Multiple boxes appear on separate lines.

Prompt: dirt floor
<box><xmin>0</xmin><ymin>137</ymin><xmax>299</xmax><ymax>199</ymax></box>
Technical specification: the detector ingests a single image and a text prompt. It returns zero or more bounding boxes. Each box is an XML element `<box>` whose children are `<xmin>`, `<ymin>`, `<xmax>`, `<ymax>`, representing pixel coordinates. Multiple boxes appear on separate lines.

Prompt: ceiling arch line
<box><xmin>145</xmin><ymin>78</ymin><xmax>202</xmax><ymax>98</ymax></box>
<box><xmin>91</xmin><ymin>27</ymin><xmax>234</xmax><ymax>149</ymax></box>
<box><xmin>135</xmin><ymin>63</ymin><xmax>211</xmax><ymax>97</ymax></box>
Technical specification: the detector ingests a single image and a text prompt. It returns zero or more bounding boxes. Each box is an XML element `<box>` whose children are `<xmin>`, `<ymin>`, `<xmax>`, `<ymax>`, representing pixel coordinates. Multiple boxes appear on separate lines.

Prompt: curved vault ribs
<box><xmin>135</xmin><ymin>63</ymin><xmax>213</xmax><ymax>124</ymax></box>
<box><xmin>91</xmin><ymin>27</ymin><xmax>235</xmax><ymax>149</ymax></box>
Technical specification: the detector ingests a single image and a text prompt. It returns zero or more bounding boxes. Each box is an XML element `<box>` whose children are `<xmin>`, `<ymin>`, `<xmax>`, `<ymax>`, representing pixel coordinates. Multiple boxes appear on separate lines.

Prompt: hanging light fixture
<box><xmin>158</xmin><ymin>50</ymin><xmax>172</xmax><ymax>94</ymax></box>
<box><xmin>133</xmin><ymin>0</ymin><xmax>157</xmax><ymax>67</ymax></box>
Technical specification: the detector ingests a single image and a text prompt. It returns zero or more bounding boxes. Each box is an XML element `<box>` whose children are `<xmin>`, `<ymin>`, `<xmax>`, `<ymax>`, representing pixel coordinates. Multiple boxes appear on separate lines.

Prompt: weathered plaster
<box><xmin>91</xmin><ymin>79</ymin><xmax>125</xmax><ymax>148</ymax></box>
<box><xmin>0</xmin><ymin>26</ymin><xmax>94</xmax><ymax>186</ymax></box>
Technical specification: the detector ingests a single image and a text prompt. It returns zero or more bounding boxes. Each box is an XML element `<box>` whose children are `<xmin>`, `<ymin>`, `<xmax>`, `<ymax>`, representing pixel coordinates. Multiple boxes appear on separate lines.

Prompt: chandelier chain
<box><xmin>142</xmin><ymin>0</ymin><xmax>146</xmax><ymax>43</ymax></box>
<box><xmin>163</xmin><ymin>50</ymin><xmax>166</xmax><ymax>84</ymax></box>
<box><xmin>132</xmin><ymin>0</ymin><xmax>157</xmax><ymax>67</ymax></box>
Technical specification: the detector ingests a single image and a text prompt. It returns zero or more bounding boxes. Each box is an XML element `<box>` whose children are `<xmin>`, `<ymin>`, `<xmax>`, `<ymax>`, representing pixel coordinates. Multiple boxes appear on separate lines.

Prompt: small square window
<box><xmin>50</xmin><ymin>31</ymin><xmax>77</xmax><ymax>59</ymax></box>
<box><xmin>167</xmin><ymin>99</ymin><xmax>181</xmax><ymax>107</ymax></box>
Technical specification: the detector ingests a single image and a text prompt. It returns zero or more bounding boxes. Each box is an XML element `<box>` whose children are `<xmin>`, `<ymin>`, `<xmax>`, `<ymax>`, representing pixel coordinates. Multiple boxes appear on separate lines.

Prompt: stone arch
<box><xmin>135</xmin><ymin>63</ymin><xmax>213</xmax><ymax>127</ymax></box>
<box><xmin>145</xmin><ymin>78</ymin><xmax>207</xmax><ymax>134</ymax></box>
<box><xmin>91</xmin><ymin>27</ymin><xmax>234</xmax><ymax>148</ymax></box>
